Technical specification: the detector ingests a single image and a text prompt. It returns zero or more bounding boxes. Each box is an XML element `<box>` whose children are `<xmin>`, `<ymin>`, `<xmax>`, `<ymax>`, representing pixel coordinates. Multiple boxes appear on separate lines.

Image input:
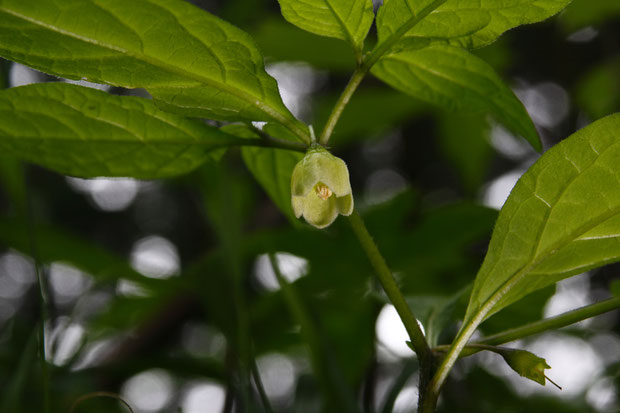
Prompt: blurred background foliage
<box><xmin>0</xmin><ymin>0</ymin><xmax>619</xmax><ymax>412</ymax></box>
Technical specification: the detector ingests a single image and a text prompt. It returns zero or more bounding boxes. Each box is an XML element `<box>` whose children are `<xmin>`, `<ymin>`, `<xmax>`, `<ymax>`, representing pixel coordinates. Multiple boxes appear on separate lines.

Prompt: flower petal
<box><xmin>336</xmin><ymin>194</ymin><xmax>354</xmax><ymax>216</ymax></box>
<box><xmin>302</xmin><ymin>191</ymin><xmax>339</xmax><ymax>229</ymax></box>
<box><xmin>292</xmin><ymin>195</ymin><xmax>304</xmax><ymax>218</ymax></box>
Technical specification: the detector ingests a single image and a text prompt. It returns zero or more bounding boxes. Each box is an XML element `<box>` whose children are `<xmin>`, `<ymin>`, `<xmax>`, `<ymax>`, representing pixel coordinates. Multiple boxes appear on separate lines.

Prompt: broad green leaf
<box><xmin>0</xmin><ymin>0</ymin><xmax>307</xmax><ymax>139</ymax></box>
<box><xmin>0</xmin><ymin>83</ymin><xmax>242</xmax><ymax>178</ymax></box>
<box><xmin>375</xmin><ymin>0</ymin><xmax>446</xmax><ymax>53</ymax></box>
<box><xmin>277</xmin><ymin>0</ymin><xmax>374</xmax><ymax>56</ymax></box>
<box><xmin>464</xmin><ymin>113</ymin><xmax>620</xmax><ymax>329</ymax></box>
<box><xmin>371</xmin><ymin>45</ymin><xmax>540</xmax><ymax>150</ymax></box>
<box><xmin>407</xmin><ymin>0</ymin><xmax>572</xmax><ymax>49</ymax></box>
<box><xmin>240</xmin><ymin>124</ymin><xmax>304</xmax><ymax>224</ymax></box>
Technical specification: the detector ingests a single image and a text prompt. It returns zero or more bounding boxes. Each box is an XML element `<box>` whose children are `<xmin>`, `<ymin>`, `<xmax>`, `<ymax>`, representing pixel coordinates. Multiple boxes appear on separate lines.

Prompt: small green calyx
<box><xmin>499</xmin><ymin>348</ymin><xmax>561</xmax><ymax>389</ymax></box>
<box><xmin>291</xmin><ymin>145</ymin><xmax>353</xmax><ymax>229</ymax></box>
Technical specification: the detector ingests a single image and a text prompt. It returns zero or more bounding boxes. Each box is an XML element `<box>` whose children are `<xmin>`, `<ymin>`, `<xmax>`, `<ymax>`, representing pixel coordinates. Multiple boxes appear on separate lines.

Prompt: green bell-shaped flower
<box><xmin>291</xmin><ymin>145</ymin><xmax>353</xmax><ymax>229</ymax></box>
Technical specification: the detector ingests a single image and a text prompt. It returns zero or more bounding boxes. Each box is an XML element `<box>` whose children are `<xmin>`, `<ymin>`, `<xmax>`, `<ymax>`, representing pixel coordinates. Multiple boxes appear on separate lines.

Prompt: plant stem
<box><xmin>347</xmin><ymin>211</ymin><xmax>431</xmax><ymax>370</ymax></box>
<box><xmin>251</xmin><ymin>358</ymin><xmax>275</xmax><ymax>413</ymax></box>
<box><xmin>433</xmin><ymin>296</ymin><xmax>620</xmax><ymax>357</ymax></box>
<box><xmin>319</xmin><ymin>67</ymin><xmax>367</xmax><ymax>146</ymax></box>
<box><xmin>347</xmin><ymin>211</ymin><xmax>436</xmax><ymax>410</ymax></box>
<box><xmin>318</xmin><ymin>0</ymin><xmax>448</xmax><ymax>147</ymax></box>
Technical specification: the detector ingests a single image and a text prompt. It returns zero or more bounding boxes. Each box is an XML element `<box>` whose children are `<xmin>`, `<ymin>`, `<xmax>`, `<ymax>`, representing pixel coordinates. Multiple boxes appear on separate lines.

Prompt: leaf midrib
<box><xmin>323</xmin><ymin>0</ymin><xmax>358</xmax><ymax>50</ymax></box>
<box><xmin>0</xmin><ymin>5</ymin><xmax>293</xmax><ymax>128</ymax></box>
<box><xmin>0</xmin><ymin>134</ymin><xmax>240</xmax><ymax>148</ymax></box>
<box><xmin>366</xmin><ymin>0</ymin><xmax>447</xmax><ymax>69</ymax></box>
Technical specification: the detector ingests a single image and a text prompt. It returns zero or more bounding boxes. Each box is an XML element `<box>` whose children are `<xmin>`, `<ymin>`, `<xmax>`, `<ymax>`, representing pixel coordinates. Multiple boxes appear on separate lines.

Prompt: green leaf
<box><xmin>407</xmin><ymin>0</ymin><xmax>572</xmax><ymax>49</ymax></box>
<box><xmin>371</xmin><ymin>45</ymin><xmax>540</xmax><ymax>150</ymax></box>
<box><xmin>464</xmin><ymin>113</ymin><xmax>620</xmax><ymax>329</ymax></box>
<box><xmin>277</xmin><ymin>0</ymin><xmax>374</xmax><ymax>57</ymax></box>
<box><xmin>0</xmin><ymin>0</ymin><xmax>306</xmax><ymax>139</ymax></box>
<box><xmin>0</xmin><ymin>83</ymin><xmax>238</xmax><ymax>178</ymax></box>
<box><xmin>375</xmin><ymin>0</ymin><xmax>446</xmax><ymax>53</ymax></box>
<box><xmin>241</xmin><ymin>124</ymin><xmax>304</xmax><ymax>224</ymax></box>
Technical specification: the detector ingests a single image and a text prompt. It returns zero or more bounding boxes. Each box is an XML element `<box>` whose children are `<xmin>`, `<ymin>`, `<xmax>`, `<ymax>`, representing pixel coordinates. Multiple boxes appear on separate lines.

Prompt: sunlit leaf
<box><xmin>277</xmin><ymin>0</ymin><xmax>374</xmax><ymax>57</ymax></box>
<box><xmin>464</xmin><ymin>113</ymin><xmax>620</xmax><ymax>328</ymax></box>
<box><xmin>375</xmin><ymin>0</ymin><xmax>446</xmax><ymax>53</ymax></box>
<box><xmin>408</xmin><ymin>0</ymin><xmax>572</xmax><ymax>49</ymax></box>
<box><xmin>371</xmin><ymin>45</ymin><xmax>540</xmax><ymax>150</ymax></box>
<box><xmin>0</xmin><ymin>83</ymin><xmax>236</xmax><ymax>178</ymax></box>
<box><xmin>0</xmin><ymin>0</ymin><xmax>306</xmax><ymax>139</ymax></box>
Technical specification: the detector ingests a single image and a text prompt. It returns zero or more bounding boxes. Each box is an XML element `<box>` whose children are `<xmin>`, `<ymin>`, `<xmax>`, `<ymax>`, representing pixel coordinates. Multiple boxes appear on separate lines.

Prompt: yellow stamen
<box><xmin>315</xmin><ymin>183</ymin><xmax>332</xmax><ymax>200</ymax></box>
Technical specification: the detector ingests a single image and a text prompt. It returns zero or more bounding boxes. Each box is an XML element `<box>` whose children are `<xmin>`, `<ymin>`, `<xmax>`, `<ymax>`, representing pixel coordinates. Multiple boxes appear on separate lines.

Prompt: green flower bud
<box><xmin>291</xmin><ymin>145</ymin><xmax>353</xmax><ymax>229</ymax></box>
<box><xmin>499</xmin><ymin>348</ymin><xmax>561</xmax><ymax>389</ymax></box>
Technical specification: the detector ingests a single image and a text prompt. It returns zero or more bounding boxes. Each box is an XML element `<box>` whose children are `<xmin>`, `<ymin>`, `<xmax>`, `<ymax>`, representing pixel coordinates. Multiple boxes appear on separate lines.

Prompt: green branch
<box><xmin>433</xmin><ymin>296</ymin><xmax>620</xmax><ymax>357</ymax></box>
<box><xmin>347</xmin><ymin>210</ymin><xmax>436</xmax><ymax>410</ymax></box>
<box><xmin>319</xmin><ymin>67</ymin><xmax>367</xmax><ymax>146</ymax></box>
<box><xmin>347</xmin><ymin>211</ymin><xmax>431</xmax><ymax>364</ymax></box>
<box><xmin>251</xmin><ymin>357</ymin><xmax>275</xmax><ymax>413</ymax></box>
<box><xmin>363</xmin><ymin>0</ymin><xmax>448</xmax><ymax>70</ymax></box>
<box><xmin>318</xmin><ymin>0</ymin><xmax>448</xmax><ymax>147</ymax></box>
